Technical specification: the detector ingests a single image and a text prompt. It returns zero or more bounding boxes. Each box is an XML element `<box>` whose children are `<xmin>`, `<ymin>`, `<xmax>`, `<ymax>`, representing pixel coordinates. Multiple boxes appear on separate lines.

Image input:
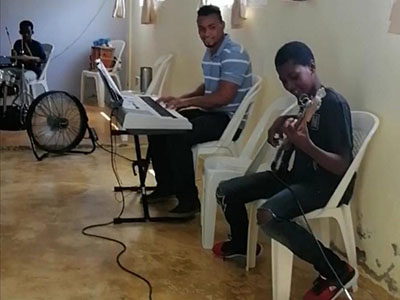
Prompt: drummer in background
<box><xmin>9</xmin><ymin>20</ymin><xmax>46</xmax><ymax>84</ymax></box>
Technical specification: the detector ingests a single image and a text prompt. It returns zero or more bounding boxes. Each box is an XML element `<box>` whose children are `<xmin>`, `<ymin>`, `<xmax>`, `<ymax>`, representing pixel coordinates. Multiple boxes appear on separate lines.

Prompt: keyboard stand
<box><xmin>111</xmin><ymin>129</ymin><xmax>192</xmax><ymax>223</ymax></box>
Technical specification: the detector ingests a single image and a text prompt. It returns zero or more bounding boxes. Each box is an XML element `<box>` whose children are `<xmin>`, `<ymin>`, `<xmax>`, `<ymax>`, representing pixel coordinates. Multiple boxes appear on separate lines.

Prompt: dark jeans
<box><xmin>217</xmin><ymin>170</ymin><xmax>348</xmax><ymax>279</ymax></box>
<box><xmin>148</xmin><ymin>109</ymin><xmax>231</xmax><ymax>206</ymax></box>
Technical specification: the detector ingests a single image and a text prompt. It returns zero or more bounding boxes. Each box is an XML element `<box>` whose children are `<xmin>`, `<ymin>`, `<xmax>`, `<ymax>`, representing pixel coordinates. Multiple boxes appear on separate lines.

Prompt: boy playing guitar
<box><xmin>213</xmin><ymin>41</ymin><xmax>356</xmax><ymax>300</ymax></box>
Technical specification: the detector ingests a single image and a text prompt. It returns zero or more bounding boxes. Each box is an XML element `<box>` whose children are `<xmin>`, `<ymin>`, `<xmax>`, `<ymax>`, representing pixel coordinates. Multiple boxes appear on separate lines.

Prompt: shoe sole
<box><xmin>331</xmin><ymin>269</ymin><xmax>359</xmax><ymax>300</ymax></box>
<box><xmin>166</xmin><ymin>212</ymin><xmax>196</xmax><ymax>218</ymax></box>
<box><xmin>222</xmin><ymin>244</ymin><xmax>264</xmax><ymax>259</ymax></box>
<box><xmin>167</xmin><ymin>208</ymin><xmax>200</xmax><ymax>219</ymax></box>
<box><xmin>143</xmin><ymin>195</ymin><xmax>176</xmax><ymax>204</ymax></box>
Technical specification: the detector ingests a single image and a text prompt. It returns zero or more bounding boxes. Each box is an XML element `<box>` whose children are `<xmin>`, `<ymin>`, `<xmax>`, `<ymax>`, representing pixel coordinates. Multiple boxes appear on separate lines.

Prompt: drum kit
<box><xmin>0</xmin><ymin>54</ymin><xmax>35</xmax><ymax>130</ymax></box>
<box><xmin>0</xmin><ymin>52</ymin><xmax>97</xmax><ymax>160</ymax></box>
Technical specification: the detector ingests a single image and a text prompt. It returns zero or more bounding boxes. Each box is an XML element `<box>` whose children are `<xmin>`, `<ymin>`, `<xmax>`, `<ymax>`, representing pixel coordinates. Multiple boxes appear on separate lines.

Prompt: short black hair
<box><xmin>275</xmin><ymin>41</ymin><xmax>314</xmax><ymax>69</ymax></box>
<box><xmin>19</xmin><ymin>20</ymin><xmax>34</xmax><ymax>31</ymax></box>
<box><xmin>197</xmin><ymin>5</ymin><xmax>223</xmax><ymax>22</ymax></box>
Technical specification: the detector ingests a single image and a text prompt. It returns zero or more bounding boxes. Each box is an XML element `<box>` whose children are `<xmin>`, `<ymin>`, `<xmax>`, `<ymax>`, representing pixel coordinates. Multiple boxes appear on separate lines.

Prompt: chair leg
<box><xmin>192</xmin><ymin>146</ymin><xmax>198</xmax><ymax>174</ymax></box>
<box><xmin>42</xmin><ymin>81</ymin><xmax>48</xmax><ymax>92</ymax></box>
<box><xmin>94</xmin><ymin>74</ymin><xmax>105</xmax><ymax>107</ymax></box>
<box><xmin>246</xmin><ymin>203</ymin><xmax>259</xmax><ymax>271</ymax></box>
<box><xmin>120</xmin><ymin>126</ymin><xmax>129</xmax><ymax>142</ymax></box>
<box><xmin>80</xmin><ymin>74</ymin><xmax>85</xmax><ymax>103</ymax></box>
<box><xmin>272</xmin><ymin>239</ymin><xmax>293</xmax><ymax>300</ymax></box>
<box><xmin>337</xmin><ymin>205</ymin><xmax>358</xmax><ymax>291</ymax></box>
<box><xmin>316</xmin><ymin>218</ymin><xmax>331</xmax><ymax>248</ymax></box>
<box><xmin>200</xmin><ymin>174</ymin><xmax>207</xmax><ymax>227</ymax></box>
<box><xmin>29</xmin><ymin>84</ymin><xmax>36</xmax><ymax>99</ymax></box>
<box><xmin>31</xmin><ymin>82</ymin><xmax>46</xmax><ymax>99</ymax></box>
<box><xmin>201</xmin><ymin>177</ymin><xmax>219</xmax><ymax>249</ymax></box>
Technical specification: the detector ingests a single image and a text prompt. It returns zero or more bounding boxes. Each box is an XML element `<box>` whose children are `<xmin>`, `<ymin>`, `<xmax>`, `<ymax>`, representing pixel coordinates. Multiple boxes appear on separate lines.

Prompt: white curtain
<box><xmin>112</xmin><ymin>0</ymin><xmax>126</xmax><ymax>19</ymax></box>
<box><xmin>141</xmin><ymin>0</ymin><xmax>156</xmax><ymax>24</ymax></box>
<box><xmin>231</xmin><ymin>0</ymin><xmax>247</xmax><ymax>29</ymax></box>
<box><xmin>389</xmin><ymin>0</ymin><xmax>400</xmax><ymax>34</ymax></box>
<box><xmin>198</xmin><ymin>0</ymin><xmax>210</xmax><ymax>7</ymax></box>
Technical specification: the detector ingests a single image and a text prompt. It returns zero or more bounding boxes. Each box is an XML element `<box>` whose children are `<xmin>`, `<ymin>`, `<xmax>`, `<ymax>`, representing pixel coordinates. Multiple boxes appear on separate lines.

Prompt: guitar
<box><xmin>271</xmin><ymin>87</ymin><xmax>326</xmax><ymax>174</ymax></box>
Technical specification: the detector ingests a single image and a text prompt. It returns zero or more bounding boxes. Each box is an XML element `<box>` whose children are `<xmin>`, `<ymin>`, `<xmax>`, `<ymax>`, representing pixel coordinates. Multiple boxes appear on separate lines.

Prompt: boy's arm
<box><xmin>36</xmin><ymin>43</ymin><xmax>47</xmax><ymax>62</ymax></box>
<box><xmin>268</xmin><ymin>115</ymin><xmax>298</xmax><ymax>147</ymax></box>
<box><xmin>302</xmin><ymin>137</ymin><xmax>351</xmax><ymax>175</ymax></box>
<box><xmin>283</xmin><ymin>99</ymin><xmax>352</xmax><ymax>175</ymax></box>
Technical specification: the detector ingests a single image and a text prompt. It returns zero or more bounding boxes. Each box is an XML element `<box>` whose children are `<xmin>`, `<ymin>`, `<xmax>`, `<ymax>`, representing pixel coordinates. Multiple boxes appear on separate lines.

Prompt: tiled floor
<box><xmin>0</xmin><ymin>104</ymin><xmax>396</xmax><ymax>299</ymax></box>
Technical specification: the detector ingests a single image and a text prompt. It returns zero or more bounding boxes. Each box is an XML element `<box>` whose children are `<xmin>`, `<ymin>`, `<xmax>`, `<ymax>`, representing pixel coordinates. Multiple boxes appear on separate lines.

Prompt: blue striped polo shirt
<box><xmin>201</xmin><ymin>34</ymin><xmax>252</xmax><ymax>116</ymax></box>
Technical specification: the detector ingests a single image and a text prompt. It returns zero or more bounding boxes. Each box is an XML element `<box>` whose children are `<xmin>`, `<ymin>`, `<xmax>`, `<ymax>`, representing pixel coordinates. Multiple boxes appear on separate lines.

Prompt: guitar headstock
<box><xmin>314</xmin><ymin>87</ymin><xmax>326</xmax><ymax>108</ymax></box>
<box><xmin>303</xmin><ymin>87</ymin><xmax>325</xmax><ymax>123</ymax></box>
<box><xmin>296</xmin><ymin>87</ymin><xmax>326</xmax><ymax>130</ymax></box>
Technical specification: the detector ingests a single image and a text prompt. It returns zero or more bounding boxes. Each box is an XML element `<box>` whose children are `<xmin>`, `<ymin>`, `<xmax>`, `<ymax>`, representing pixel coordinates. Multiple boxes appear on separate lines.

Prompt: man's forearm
<box><xmin>183</xmin><ymin>81</ymin><xmax>238</xmax><ymax>109</ymax></box>
<box><xmin>183</xmin><ymin>93</ymin><xmax>230</xmax><ymax>109</ymax></box>
<box><xmin>179</xmin><ymin>84</ymin><xmax>205</xmax><ymax>99</ymax></box>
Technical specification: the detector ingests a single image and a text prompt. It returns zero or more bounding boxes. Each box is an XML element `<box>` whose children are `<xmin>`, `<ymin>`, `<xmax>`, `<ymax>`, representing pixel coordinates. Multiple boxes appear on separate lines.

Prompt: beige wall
<box><xmin>128</xmin><ymin>0</ymin><xmax>400</xmax><ymax>297</ymax></box>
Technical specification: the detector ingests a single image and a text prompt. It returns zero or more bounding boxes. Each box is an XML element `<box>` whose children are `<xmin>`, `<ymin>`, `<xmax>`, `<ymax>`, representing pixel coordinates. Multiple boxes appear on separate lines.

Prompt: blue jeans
<box><xmin>217</xmin><ymin>170</ymin><xmax>348</xmax><ymax>279</ymax></box>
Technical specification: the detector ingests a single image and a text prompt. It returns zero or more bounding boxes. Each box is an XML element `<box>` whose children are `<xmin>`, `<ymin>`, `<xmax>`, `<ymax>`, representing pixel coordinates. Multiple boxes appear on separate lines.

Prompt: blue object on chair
<box><xmin>93</xmin><ymin>38</ymin><xmax>110</xmax><ymax>47</ymax></box>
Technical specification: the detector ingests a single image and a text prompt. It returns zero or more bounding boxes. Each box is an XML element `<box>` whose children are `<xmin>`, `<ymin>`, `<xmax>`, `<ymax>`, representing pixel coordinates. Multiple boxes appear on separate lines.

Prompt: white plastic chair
<box><xmin>200</xmin><ymin>95</ymin><xmax>296</xmax><ymax>249</ymax></box>
<box><xmin>246</xmin><ymin>111</ymin><xmax>379</xmax><ymax>299</ymax></box>
<box><xmin>192</xmin><ymin>75</ymin><xmax>262</xmax><ymax>171</ymax></box>
<box><xmin>144</xmin><ymin>53</ymin><xmax>173</xmax><ymax>96</ymax></box>
<box><xmin>123</xmin><ymin>53</ymin><xmax>174</xmax><ymax>97</ymax></box>
<box><xmin>80</xmin><ymin>39</ymin><xmax>125</xmax><ymax>107</ymax></box>
<box><xmin>28</xmin><ymin>43</ymin><xmax>54</xmax><ymax>99</ymax></box>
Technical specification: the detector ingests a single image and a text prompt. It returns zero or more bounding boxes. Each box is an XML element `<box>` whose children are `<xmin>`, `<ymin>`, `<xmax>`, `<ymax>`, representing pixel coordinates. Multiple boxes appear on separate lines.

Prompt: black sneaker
<box><xmin>167</xmin><ymin>200</ymin><xmax>200</xmax><ymax>218</ymax></box>
<box><xmin>212</xmin><ymin>240</ymin><xmax>263</xmax><ymax>259</ymax></box>
<box><xmin>145</xmin><ymin>188</ymin><xmax>175</xmax><ymax>204</ymax></box>
<box><xmin>303</xmin><ymin>264</ymin><xmax>357</xmax><ymax>300</ymax></box>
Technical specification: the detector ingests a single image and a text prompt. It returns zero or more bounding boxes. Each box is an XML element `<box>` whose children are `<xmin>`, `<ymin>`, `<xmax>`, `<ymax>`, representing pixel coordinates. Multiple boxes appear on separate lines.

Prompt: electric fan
<box><xmin>26</xmin><ymin>91</ymin><xmax>96</xmax><ymax>159</ymax></box>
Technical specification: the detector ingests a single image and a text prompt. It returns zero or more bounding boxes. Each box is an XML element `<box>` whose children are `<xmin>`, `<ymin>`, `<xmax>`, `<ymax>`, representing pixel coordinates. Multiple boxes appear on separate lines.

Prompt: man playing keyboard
<box><xmin>147</xmin><ymin>5</ymin><xmax>253</xmax><ymax>218</ymax></box>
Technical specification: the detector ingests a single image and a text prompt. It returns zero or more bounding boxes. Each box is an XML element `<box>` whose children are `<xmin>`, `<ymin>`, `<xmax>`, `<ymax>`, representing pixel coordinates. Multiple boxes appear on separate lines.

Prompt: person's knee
<box><xmin>257</xmin><ymin>209</ymin><xmax>274</xmax><ymax>225</ymax></box>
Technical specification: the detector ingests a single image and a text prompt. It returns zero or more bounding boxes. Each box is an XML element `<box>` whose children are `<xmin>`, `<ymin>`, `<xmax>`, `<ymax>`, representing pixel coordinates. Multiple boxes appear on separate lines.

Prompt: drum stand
<box><xmin>0</xmin><ymin>59</ymin><xmax>31</xmax><ymax>131</ymax></box>
<box><xmin>13</xmin><ymin>59</ymin><xmax>34</xmax><ymax>124</ymax></box>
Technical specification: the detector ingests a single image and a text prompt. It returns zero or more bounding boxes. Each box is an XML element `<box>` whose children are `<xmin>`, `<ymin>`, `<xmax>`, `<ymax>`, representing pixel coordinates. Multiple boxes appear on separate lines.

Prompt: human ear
<box><xmin>309</xmin><ymin>59</ymin><xmax>316</xmax><ymax>73</ymax></box>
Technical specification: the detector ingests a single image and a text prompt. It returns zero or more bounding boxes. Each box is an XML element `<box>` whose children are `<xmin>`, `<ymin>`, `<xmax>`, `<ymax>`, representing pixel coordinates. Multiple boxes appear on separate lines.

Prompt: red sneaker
<box><xmin>303</xmin><ymin>265</ymin><xmax>356</xmax><ymax>300</ymax></box>
<box><xmin>212</xmin><ymin>240</ymin><xmax>262</xmax><ymax>259</ymax></box>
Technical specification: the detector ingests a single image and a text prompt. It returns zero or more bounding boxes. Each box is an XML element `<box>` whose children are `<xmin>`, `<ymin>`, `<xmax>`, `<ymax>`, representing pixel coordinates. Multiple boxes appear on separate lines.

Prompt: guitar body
<box><xmin>271</xmin><ymin>87</ymin><xmax>326</xmax><ymax>174</ymax></box>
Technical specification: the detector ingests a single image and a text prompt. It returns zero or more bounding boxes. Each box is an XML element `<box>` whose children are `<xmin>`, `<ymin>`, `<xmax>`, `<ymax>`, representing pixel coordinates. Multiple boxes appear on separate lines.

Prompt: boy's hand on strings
<box><xmin>282</xmin><ymin>117</ymin><xmax>312</xmax><ymax>152</ymax></box>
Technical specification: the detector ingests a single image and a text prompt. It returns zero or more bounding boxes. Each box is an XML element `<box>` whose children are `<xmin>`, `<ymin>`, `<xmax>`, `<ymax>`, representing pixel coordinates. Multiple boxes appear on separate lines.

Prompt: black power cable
<box><xmin>82</xmin><ymin>108</ymin><xmax>153</xmax><ymax>300</ymax></box>
<box><xmin>95</xmin><ymin>141</ymin><xmax>134</xmax><ymax>162</ymax></box>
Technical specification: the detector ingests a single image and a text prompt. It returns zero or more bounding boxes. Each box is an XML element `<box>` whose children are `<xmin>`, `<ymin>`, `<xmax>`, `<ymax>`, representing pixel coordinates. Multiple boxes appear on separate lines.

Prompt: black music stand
<box><xmin>111</xmin><ymin>127</ymin><xmax>191</xmax><ymax>223</ymax></box>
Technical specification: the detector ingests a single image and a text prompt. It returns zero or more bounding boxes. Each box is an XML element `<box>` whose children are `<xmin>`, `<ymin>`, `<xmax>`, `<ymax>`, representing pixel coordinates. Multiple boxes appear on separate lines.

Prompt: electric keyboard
<box><xmin>95</xmin><ymin>58</ymin><xmax>192</xmax><ymax>132</ymax></box>
<box><xmin>117</xmin><ymin>92</ymin><xmax>192</xmax><ymax>131</ymax></box>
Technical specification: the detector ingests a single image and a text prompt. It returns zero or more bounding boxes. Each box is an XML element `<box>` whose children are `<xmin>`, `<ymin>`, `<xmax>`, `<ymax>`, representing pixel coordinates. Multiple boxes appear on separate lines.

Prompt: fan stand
<box><xmin>27</xmin><ymin>125</ymin><xmax>98</xmax><ymax>161</ymax></box>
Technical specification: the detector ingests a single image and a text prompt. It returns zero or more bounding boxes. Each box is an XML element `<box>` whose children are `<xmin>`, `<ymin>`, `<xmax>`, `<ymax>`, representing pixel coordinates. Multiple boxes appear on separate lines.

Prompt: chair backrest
<box><xmin>38</xmin><ymin>43</ymin><xmax>54</xmax><ymax>81</ymax></box>
<box><xmin>240</xmin><ymin>95</ymin><xmax>297</xmax><ymax>160</ymax></box>
<box><xmin>146</xmin><ymin>53</ymin><xmax>174</xmax><ymax>96</ymax></box>
<box><xmin>215</xmin><ymin>75</ymin><xmax>262</xmax><ymax>149</ymax></box>
<box><xmin>109</xmin><ymin>40</ymin><xmax>126</xmax><ymax>73</ymax></box>
<box><xmin>325</xmin><ymin>111</ymin><xmax>379</xmax><ymax>208</ymax></box>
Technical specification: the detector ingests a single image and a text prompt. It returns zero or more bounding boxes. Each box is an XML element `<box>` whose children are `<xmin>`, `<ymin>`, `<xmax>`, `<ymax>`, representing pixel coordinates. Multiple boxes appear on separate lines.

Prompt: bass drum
<box><xmin>26</xmin><ymin>91</ymin><xmax>88</xmax><ymax>153</ymax></box>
